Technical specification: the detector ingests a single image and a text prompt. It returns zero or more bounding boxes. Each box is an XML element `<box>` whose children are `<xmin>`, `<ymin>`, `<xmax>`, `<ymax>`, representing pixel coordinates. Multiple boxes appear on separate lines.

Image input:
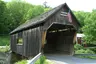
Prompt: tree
<box><xmin>6</xmin><ymin>0</ymin><xmax>45</xmax><ymax>32</ymax></box>
<box><xmin>0</xmin><ymin>0</ymin><xmax>7</xmax><ymax>34</ymax></box>
<box><xmin>74</xmin><ymin>11</ymin><xmax>90</xmax><ymax>27</ymax></box>
<box><xmin>0</xmin><ymin>0</ymin><xmax>51</xmax><ymax>34</ymax></box>
<box><xmin>82</xmin><ymin>10</ymin><xmax>96</xmax><ymax>44</ymax></box>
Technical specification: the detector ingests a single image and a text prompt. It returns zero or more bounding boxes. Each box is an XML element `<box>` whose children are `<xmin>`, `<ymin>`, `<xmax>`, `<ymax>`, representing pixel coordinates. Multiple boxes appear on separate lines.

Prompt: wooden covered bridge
<box><xmin>10</xmin><ymin>3</ymin><xmax>80</xmax><ymax>57</ymax></box>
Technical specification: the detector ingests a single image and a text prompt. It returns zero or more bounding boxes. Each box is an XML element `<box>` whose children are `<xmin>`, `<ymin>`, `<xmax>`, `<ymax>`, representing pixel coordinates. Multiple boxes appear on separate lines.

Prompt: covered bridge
<box><xmin>10</xmin><ymin>3</ymin><xmax>80</xmax><ymax>57</ymax></box>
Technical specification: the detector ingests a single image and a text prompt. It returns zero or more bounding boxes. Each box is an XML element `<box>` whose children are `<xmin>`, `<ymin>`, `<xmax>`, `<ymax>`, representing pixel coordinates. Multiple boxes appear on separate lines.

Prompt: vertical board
<box><xmin>22</xmin><ymin>27</ymin><xmax>42</xmax><ymax>57</ymax></box>
<box><xmin>10</xmin><ymin>35</ymin><xmax>14</xmax><ymax>51</ymax></box>
<box><xmin>11</xmin><ymin>34</ymin><xmax>17</xmax><ymax>52</ymax></box>
<box><xmin>22</xmin><ymin>30</ymin><xmax>28</xmax><ymax>56</ymax></box>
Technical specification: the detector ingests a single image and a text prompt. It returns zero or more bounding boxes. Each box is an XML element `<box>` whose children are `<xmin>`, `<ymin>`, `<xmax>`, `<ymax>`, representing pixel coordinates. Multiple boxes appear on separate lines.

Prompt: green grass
<box><xmin>0</xmin><ymin>45</ymin><xmax>10</xmax><ymax>52</ymax></box>
<box><xmin>14</xmin><ymin>55</ymin><xmax>54</xmax><ymax>64</ymax></box>
<box><xmin>35</xmin><ymin>56</ymin><xmax>54</xmax><ymax>64</ymax></box>
<box><xmin>15</xmin><ymin>60</ymin><xmax>27</xmax><ymax>64</ymax></box>
<box><xmin>77</xmin><ymin>56</ymin><xmax>96</xmax><ymax>59</ymax></box>
<box><xmin>0</xmin><ymin>36</ymin><xmax>10</xmax><ymax>46</ymax></box>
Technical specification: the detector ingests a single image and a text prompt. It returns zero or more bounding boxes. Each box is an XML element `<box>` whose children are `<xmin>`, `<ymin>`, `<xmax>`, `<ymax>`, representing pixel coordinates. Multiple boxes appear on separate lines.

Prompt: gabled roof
<box><xmin>10</xmin><ymin>3</ymin><xmax>80</xmax><ymax>35</ymax></box>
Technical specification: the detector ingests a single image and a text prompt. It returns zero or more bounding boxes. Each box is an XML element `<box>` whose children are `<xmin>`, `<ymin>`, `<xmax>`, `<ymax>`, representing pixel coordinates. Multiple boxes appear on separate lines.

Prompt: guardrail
<box><xmin>27</xmin><ymin>53</ymin><xmax>42</xmax><ymax>64</ymax></box>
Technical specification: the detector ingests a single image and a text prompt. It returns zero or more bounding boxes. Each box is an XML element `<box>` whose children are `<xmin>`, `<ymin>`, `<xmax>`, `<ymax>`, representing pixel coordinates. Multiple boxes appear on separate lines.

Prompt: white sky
<box><xmin>3</xmin><ymin>0</ymin><xmax>96</xmax><ymax>12</ymax></box>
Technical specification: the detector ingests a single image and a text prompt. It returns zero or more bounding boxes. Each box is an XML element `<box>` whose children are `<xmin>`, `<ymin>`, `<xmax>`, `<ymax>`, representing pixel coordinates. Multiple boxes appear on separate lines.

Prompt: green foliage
<box><xmin>15</xmin><ymin>60</ymin><xmax>27</xmax><ymax>64</ymax></box>
<box><xmin>74</xmin><ymin>43</ymin><xmax>83</xmax><ymax>50</ymax></box>
<box><xmin>0</xmin><ymin>0</ymin><xmax>8</xmax><ymax>34</ymax></box>
<box><xmin>77</xmin><ymin>56</ymin><xmax>96</xmax><ymax>59</ymax></box>
<box><xmin>0</xmin><ymin>45</ymin><xmax>10</xmax><ymax>52</ymax></box>
<box><xmin>17</xmin><ymin>38</ymin><xmax>23</xmax><ymax>45</ymax></box>
<box><xmin>82</xmin><ymin>10</ymin><xmax>96</xmax><ymax>44</ymax></box>
<box><xmin>74</xmin><ymin>11</ymin><xmax>90</xmax><ymax>27</ymax></box>
<box><xmin>0</xmin><ymin>0</ymin><xmax>51</xmax><ymax>34</ymax></box>
<box><xmin>89</xmin><ymin>47</ymin><xmax>96</xmax><ymax>54</ymax></box>
<box><xmin>0</xmin><ymin>36</ymin><xmax>10</xmax><ymax>46</ymax></box>
<box><xmin>6</xmin><ymin>1</ymin><xmax>45</xmax><ymax>31</ymax></box>
<box><xmin>35</xmin><ymin>55</ymin><xmax>46</xmax><ymax>64</ymax></box>
<box><xmin>75</xmin><ymin>49</ymin><xmax>95</xmax><ymax>54</ymax></box>
<box><xmin>74</xmin><ymin>44</ymin><xmax>95</xmax><ymax>54</ymax></box>
<box><xmin>74</xmin><ymin>10</ymin><xmax>96</xmax><ymax>44</ymax></box>
<box><xmin>35</xmin><ymin>56</ymin><xmax>54</xmax><ymax>64</ymax></box>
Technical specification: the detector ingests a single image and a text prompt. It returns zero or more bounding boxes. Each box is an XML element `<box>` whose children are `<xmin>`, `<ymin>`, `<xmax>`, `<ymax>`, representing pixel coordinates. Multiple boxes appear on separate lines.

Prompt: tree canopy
<box><xmin>0</xmin><ymin>0</ymin><xmax>50</xmax><ymax>34</ymax></box>
<box><xmin>74</xmin><ymin>10</ymin><xmax>96</xmax><ymax>44</ymax></box>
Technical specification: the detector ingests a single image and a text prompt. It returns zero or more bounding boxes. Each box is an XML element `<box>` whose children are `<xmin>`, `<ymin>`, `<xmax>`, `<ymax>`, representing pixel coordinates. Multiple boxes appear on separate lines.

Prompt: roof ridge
<box><xmin>10</xmin><ymin>3</ymin><xmax>76</xmax><ymax>34</ymax></box>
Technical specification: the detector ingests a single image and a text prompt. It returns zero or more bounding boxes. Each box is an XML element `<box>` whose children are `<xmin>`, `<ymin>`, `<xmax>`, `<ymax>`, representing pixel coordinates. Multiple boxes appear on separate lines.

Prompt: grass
<box><xmin>44</xmin><ymin>59</ymin><xmax>54</xmax><ymax>64</ymax></box>
<box><xmin>15</xmin><ymin>56</ymin><xmax>54</xmax><ymax>64</ymax></box>
<box><xmin>0</xmin><ymin>35</ymin><xmax>10</xmax><ymax>52</ymax></box>
<box><xmin>76</xmin><ymin>56</ymin><xmax>96</xmax><ymax>60</ymax></box>
<box><xmin>0</xmin><ymin>36</ymin><xmax>10</xmax><ymax>46</ymax></box>
<box><xmin>35</xmin><ymin>55</ymin><xmax>54</xmax><ymax>64</ymax></box>
<box><xmin>0</xmin><ymin>45</ymin><xmax>10</xmax><ymax>52</ymax></box>
<box><xmin>15</xmin><ymin>60</ymin><xmax>27</xmax><ymax>64</ymax></box>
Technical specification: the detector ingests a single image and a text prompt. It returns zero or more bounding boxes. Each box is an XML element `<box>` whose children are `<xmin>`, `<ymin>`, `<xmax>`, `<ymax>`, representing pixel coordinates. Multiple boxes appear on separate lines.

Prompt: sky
<box><xmin>3</xmin><ymin>0</ymin><xmax>96</xmax><ymax>12</ymax></box>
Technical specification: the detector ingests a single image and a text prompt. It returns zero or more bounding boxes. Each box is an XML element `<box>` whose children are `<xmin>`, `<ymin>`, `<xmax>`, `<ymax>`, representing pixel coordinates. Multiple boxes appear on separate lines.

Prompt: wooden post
<box><xmin>41</xmin><ymin>31</ymin><xmax>47</xmax><ymax>48</ymax></box>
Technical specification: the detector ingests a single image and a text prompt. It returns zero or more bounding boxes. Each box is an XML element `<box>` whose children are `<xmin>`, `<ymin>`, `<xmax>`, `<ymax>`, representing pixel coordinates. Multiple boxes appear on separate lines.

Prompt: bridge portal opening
<box><xmin>43</xmin><ymin>23</ymin><xmax>75</xmax><ymax>55</ymax></box>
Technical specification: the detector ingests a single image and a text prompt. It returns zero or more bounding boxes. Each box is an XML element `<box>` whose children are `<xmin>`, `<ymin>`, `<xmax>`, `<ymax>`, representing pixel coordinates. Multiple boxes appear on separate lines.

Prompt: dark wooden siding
<box><xmin>11</xmin><ymin>27</ymin><xmax>42</xmax><ymax>57</ymax></box>
<box><xmin>22</xmin><ymin>27</ymin><xmax>41</xmax><ymax>57</ymax></box>
<box><xmin>17</xmin><ymin>45</ymin><xmax>23</xmax><ymax>55</ymax></box>
<box><xmin>10</xmin><ymin>34</ymin><xmax>17</xmax><ymax>52</ymax></box>
<box><xmin>42</xmin><ymin>7</ymin><xmax>71</xmax><ymax>31</ymax></box>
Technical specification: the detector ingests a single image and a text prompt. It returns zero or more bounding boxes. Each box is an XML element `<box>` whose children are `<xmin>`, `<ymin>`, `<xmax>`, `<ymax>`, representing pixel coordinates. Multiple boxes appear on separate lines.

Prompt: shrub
<box><xmin>85</xmin><ymin>49</ymin><xmax>95</xmax><ymax>54</ymax></box>
<box><xmin>75</xmin><ymin>49</ymin><xmax>85</xmax><ymax>54</ymax></box>
<box><xmin>35</xmin><ymin>56</ymin><xmax>54</xmax><ymax>64</ymax></box>
<box><xmin>75</xmin><ymin>49</ymin><xmax>95</xmax><ymax>54</ymax></box>
<box><xmin>90</xmin><ymin>48</ymin><xmax>96</xmax><ymax>53</ymax></box>
<box><xmin>77</xmin><ymin>56</ymin><xmax>96</xmax><ymax>59</ymax></box>
<box><xmin>74</xmin><ymin>43</ymin><xmax>83</xmax><ymax>50</ymax></box>
<box><xmin>35</xmin><ymin>56</ymin><xmax>46</xmax><ymax>64</ymax></box>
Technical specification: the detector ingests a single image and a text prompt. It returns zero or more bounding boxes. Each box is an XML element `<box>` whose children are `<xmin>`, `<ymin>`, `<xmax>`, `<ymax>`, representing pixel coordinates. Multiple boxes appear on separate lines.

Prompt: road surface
<box><xmin>45</xmin><ymin>54</ymin><xmax>96</xmax><ymax>64</ymax></box>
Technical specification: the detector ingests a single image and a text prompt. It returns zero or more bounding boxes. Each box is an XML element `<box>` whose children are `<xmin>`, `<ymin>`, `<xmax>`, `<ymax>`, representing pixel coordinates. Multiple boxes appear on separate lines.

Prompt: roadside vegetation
<box><xmin>0</xmin><ymin>36</ymin><xmax>10</xmax><ymax>46</ymax></box>
<box><xmin>74</xmin><ymin>43</ymin><xmax>96</xmax><ymax>54</ymax></box>
<box><xmin>0</xmin><ymin>35</ymin><xmax>10</xmax><ymax>52</ymax></box>
<box><xmin>35</xmin><ymin>56</ymin><xmax>54</xmax><ymax>64</ymax></box>
<box><xmin>15</xmin><ymin>56</ymin><xmax>54</xmax><ymax>64</ymax></box>
<box><xmin>77</xmin><ymin>56</ymin><xmax>96</xmax><ymax>60</ymax></box>
<box><xmin>74</xmin><ymin>43</ymin><xmax>96</xmax><ymax>59</ymax></box>
<box><xmin>15</xmin><ymin>60</ymin><xmax>27</xmax><ymax>64</ymax></box>
<box><xmin>0</xmin><ymin>45</ymin><xmax>10</xmax><ymax>52</ymax></box>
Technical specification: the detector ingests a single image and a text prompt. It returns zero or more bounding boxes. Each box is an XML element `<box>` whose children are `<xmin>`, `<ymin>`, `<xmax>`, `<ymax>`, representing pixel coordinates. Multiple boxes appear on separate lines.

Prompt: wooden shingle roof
<box><xmin>10</xmin><ymin>3</ymin><xmax>80</xmax><ymax>34</ymax></box>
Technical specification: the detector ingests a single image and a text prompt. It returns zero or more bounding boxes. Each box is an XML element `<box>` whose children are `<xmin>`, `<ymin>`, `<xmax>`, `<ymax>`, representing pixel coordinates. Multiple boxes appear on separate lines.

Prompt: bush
<box><xmin>90</xmin><ymin>48</ymin><xmax>96</xmax><ymax>53</ymax></box>
<box><xmin>35</xmin><ymin>56</ymin><xmax>46</xmax><ymax>64</ymax></box>
<box><xmin>35</xmin><ymin>56</ymin><xmax>54</xmax><ymax>64</ymax></box>
<box><xmin>85</xmin><ymin>49</ymin><xmax>95</xmax><ymax>54</ymax></box>
<box><xmin>77</xmin><ymin>56</ymin><xmax>96</xmax><ymax>59</ymax></box>
<box><xmin>74</xmin><ymin>43</ymin><xmax>83</xmax><ymax>50</ymax></box>
<box><xmin>75</xmin><ymin>49</ymin><xmax>95</xmax><ymax>54</ymax></box>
